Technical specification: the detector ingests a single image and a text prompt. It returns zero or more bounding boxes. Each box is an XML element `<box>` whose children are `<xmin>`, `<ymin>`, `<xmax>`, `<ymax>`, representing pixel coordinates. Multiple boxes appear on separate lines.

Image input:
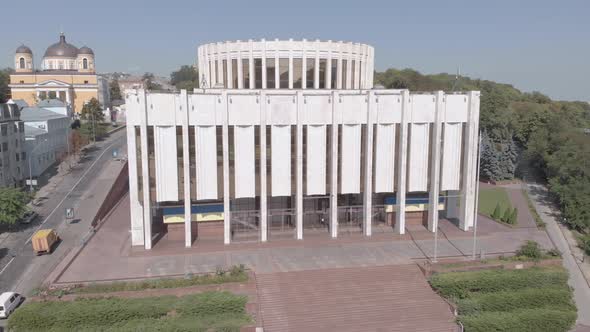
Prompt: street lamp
<box><xmin>28</xmin><ymin>138</ymin><xmax>48</xmax><ymax>193</ymax></box>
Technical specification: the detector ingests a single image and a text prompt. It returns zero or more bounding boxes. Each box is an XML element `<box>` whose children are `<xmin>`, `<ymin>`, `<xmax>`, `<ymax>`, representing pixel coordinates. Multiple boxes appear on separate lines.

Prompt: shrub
<box><xmin>457</xmin><ymin>287</ymin><xmax>575</xmax><ymax>315</ymax></box>
<box><xmin>509</xmin><ymin>207</ymin><xmax>518</xmax><ymax>225</ymax></box>
<box><xmin>516</xmin><ymin>241</ymin><xmax>543</xmax><ymax>261</ymax></box>
<box><xmin>547</xmin><ymin>248</ymin><xmax>562</xmax><ymax>257</ymax></box>
<box><xmin>429</xmin><ymin>267</ymin><xmax>568</xmax><ymax>299</ymax></box>
<box><xmin>578</xmin><ymin>234</ymin><xmax>590</xmax><ymax>257</ymax></box>
<box><xmin>8</xmin><ymin>292</ymin><xmax>251</xmax><ymax>331</ymax></box>
<box><xmin>491</xmin><ymin>203</ymin><xmax>502</xmax><ymax>220</ymax></box>
<box><xmin>502</xmin><ymin>208</ymin><xmax>512</xmax><ymax>224</ymax></box>
<box><xmin>459</xmin><ymin>308</ymin><xmax>576</xmax><ymax>332</ymax></box>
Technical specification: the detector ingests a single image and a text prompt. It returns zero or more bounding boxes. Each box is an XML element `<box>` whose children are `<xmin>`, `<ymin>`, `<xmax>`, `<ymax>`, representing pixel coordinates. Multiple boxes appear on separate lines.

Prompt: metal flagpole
<box><xmin>472</xmin><ymin>131</ymin><xmax>482</xmax><ymax>260</ymax></box>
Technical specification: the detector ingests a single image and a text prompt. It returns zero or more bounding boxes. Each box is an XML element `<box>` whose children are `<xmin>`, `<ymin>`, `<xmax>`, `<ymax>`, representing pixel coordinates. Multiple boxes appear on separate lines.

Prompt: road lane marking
<box><xmin>25</xmin><ymin>136</ymin><xmax>123</xmax><ymax>245</ymax></box>
<box><xmin>0</xmin><ymin>257</ymin><xmax>15</xmax><ymax>275</ymax></box>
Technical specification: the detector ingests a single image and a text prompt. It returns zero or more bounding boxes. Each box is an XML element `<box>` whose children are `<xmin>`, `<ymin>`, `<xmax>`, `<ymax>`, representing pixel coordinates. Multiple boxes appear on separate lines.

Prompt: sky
<box><xmin>1</xmin><ymin>0</ymin><xmax>589</xmax><ymax>101</ymax></box>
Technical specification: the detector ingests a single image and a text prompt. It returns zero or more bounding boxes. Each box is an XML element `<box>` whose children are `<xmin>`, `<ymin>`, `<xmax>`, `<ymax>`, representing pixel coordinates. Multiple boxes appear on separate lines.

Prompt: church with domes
<box><xmin>9</xmin><ymin>33</ymin><xmax>102</xmax><ymax>113</ymax></box>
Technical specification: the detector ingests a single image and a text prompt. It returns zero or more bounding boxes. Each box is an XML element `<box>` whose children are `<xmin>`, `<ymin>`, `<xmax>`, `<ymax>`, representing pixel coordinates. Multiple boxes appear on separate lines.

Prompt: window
<box><xmin>279</xmin><ymin>58</ymin><xmax>289</xmax><ymax>88</ymax></box>
<box><xmin>231</xmin><ymin>59</ymin><xmax>238</xmax><ymax>88</ymax></box>
<box><xmin>21</xmin><ymin>152</ymin><xmax>25</xmax><ymax>160</ymax></box>
<box><xmin>222</xmin><ymin>60</ymin><xmax>228</xmax><ymax>88</ymax></box>
<box><xmin>19</xmin><ymin>57</ymin><xmax>25</xmax><ymax>69</ymax></box>
<box><xmin>351</xmin><ymin>60</ymin><xmax>356</xmax><ymax>89</ymax></box>
<box><xmin>2</xmin><ymin>143</ymin><xmax>7</xmax><ymax>151</ymax></box>
<box><xmin>254</xmin><ymin>59</ymin><xmax>263</xmax><ymax>89</ymax></box>
<box><xmin>84</xmin><ymin>80</ymin><xmax>89</xmax><ymax>84</ymax></box>
<box><xmin>19</xmin><ymin>80</ymin><xmax>24</xmax><ymax>84</ymax></box>
<box><xmin>16</xmin><ymin>153</ymin><xmax>19</xmax><ymax>162</ymax></box>
<box><xmin>292</xmin><ymin>58</ymin><xmax>302</xmax><ymax>88</ymax></box>
<box><xmin>331</xmin><ymin>60</ymin><xmax>338</xmax><ymax>89</ymax></box>
<box><xmin>242</xmin><ymin>59</ymin><xmax>250</xmax><ymax>89</ymax></box>
<box><xmin>83</xmin><ymin>58</ymin><xmax>88</xmax><ymax>69</ymax></box>
<box><xmin>1</xmin><ymin>125</ymin><xmax>7</xmax><ymax>136</ymax></box>
<box><xmin>306</xmin><ymin>58</ymin><xmax>315</xmax><ymax>88</ymax></box>
<box><xmin>319</xmin><ymin>59</ymin><xmax>327</xmax><ymax>89</ymax></box>
<box><xmin>342</xmin><ymin>60</ymin><xmax>348</xmax><ymax>89</ymax></box>
<box><xmin>58</xmin><ymin>61</ymin><xmax>64</xmax><ymax>70</ymax></box>
<box><xmin>266</xmin><ymin>58</ymin><xmax>276</xmax><ymax>88</ymax></box>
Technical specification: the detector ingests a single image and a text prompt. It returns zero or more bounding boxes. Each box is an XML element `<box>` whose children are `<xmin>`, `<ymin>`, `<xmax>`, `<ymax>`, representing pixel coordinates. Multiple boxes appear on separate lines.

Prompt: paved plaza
<box><xmin>53</xmin><ymin>194</ymin><xmax>552</xmax><ymax>284</ymax></box>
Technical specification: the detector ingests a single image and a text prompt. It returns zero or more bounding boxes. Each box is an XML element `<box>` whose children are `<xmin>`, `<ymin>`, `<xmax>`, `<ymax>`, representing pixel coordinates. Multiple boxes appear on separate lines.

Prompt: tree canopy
<box><xmin>143</xmin><ymin>72</ymin><xmax>162</xmax><ymax>91</ymax></box>
<box><xmin>80</xmin><ymin>97</ymin><xmax>104</xmax><ymax>122</ymax></box>
<box><xmin>170</xmin><ymin>65</ymin><xmax>199</xmax><ymax>91</ymax></box>
<box><xmin>0</xmin><ymin>188</ymin><xmax>30</xmax><ymax>225</ymax></box>
<box><xmin>375</xmin><ymin>68</ymin><xmax>590</xmax><ymax>233</ymax></box>
<box><xmin>109</xmin><ymin>79</ymin><xmax>122</xmax><ymax>100</ymax></box>
<box><xmin>0</xmin><ymin>68</ymin><xmax>14</xmax><ymax>103</ymax></box>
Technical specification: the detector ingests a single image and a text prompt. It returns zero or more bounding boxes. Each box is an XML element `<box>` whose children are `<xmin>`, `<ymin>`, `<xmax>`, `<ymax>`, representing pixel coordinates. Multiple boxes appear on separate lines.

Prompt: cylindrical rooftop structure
<box><xmin>197</xmin><ymin>39</ymin><xmax>374</xmax><ymax>89</ymax></box>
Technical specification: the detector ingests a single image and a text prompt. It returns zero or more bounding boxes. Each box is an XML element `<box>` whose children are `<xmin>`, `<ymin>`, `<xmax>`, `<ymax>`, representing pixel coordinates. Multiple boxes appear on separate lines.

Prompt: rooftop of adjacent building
<box><xmin>24</xmin><ymin>124</ymin><xmax>47</xmax><ymax>137</ymax></box>
<box><xmin>37</xmin><ymin>99</ymin><xmax>67</xmax><ymax>108</ymax></box>
<box><xmin>20</xmin><ymin>106</ymin><xmax>69</xmax><ymax>121</ymax></box>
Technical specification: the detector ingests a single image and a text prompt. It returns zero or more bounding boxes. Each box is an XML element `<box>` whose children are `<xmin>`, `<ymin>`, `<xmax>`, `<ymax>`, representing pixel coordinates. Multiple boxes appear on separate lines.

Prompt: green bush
<box><xmin>502</xmin><ymin>208</ymin><xmax>512</xmax><ymax>224</ymax></box>
<box><xmin>429</xmin><ymin>267</ymin><xmax>568</xmax><ymax>299</ymax></box>
<box><xmin>8</xmin><ymin>292</ymin><xmax>250</xmax><ymax>331</ymax></box>
<box><xmin>491</xmin><ymin>203</ymin><xmax>502</xmax><ymax>220</ymax></box>
<box><xmin>516</xmin><ymin>240</ymin><xmax>543</xmax><ymax>261</ymax></box>
<box><xmin>459</xmin><ymin>308</ymin><xmax>576</xmax><ymax>332</ymax></box>
<box><xmin>457</xmin><ymin>287</ymin><xmax>575</xmax><ymax>315</ymax></box>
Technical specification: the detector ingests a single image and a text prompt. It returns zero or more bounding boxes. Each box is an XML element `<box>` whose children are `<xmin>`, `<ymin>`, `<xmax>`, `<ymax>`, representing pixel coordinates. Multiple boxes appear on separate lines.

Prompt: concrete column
<box><xmin>260</xmin><ymin>92</ymin><xmax>268</xmax><ymax>242</ymax></box>
<box><xmin>217</xmin><ymin>43</ymin><xmax>224</xmax><ymax>87</ymax></box>
<box><xmin>354</xmin><ymin>43</ymin><xmax>361</xmax><ymax>89</ymax></box>
<box><xmin>428</xmin><ymin>91</ymin><xmax>444</xmax><ymax>232</ymax></box>
<box><xmin>363</xmin><ymin>91</ymin><xmax>374</xmax><ymax>236</ymax></box>
<box><xmin>139</xmin><ymin>90</ymin><xmax>152</xmax><ymax>249</ymax></box>
<box><xmin>204</xmin><ymin>45</ymin><xmax>210</xmax><ymax>88</ymax></box>
<box><xmin>326</xmin><ymin>44</ymin><xmax>332</xmax><ymax>89</ymax></box>
<box><xmin>181</xmin><ymin>90</ymin><xmax>192</xmax><ymax>247</ymax></box>
<box><xmin>296</xmin><ymin>91</ymin><xmax>304</xmax><ymax>239</ymax></box>
<box><xmin>65</xmin><ymin>90</ymin><xmax>70</xmax><ymax>105</ymax></box>
<box><xmin>248</xmin><ymin>40</ymin><xmax>254</xmax><ymax>89</ymax></box>
<box><xmin>210</xmin><ymin>45</ymin><xmax>217</xmax><ymax>87</ymax></box>
<box><xmin>314</xmin><ymin>41</ymin><xmax>320</xmax><ymax>89</ymax></box>
<box><xmin>126</xmin><ymin>119</ymin><xmax>144</xmax><ymax>246</ymax></box>
<box><xmin>222</xmin><ymin>91</ymin><xmax>231</xmax><ymax>244</ymax></box>
<box><xmin>346</xmin><ymin>43</ymin><xmax>353</xmax><ymax>89</ymax></box>
<box><xmin>226</xmin><ymin>45</ymin><xmax>232</xmax><ymax>89</ymax></box>
<box><xmin>237</xmin><ymin>48</ymin><xmax>243</xmax><ymax>89</ymax></box>
<box><xmin>288</xmin><ymin>39</ymin><xmax>293</xmax><ymax>89</ymax></box>
<box><xmin>302</xmin><ymin>39</ymin><xmax>307</xmax><ymax>89</ymax></box>
<box><xmin>261</xmin><ymin>39</ymin><xmax>267</xmax><ymax>89</ymax></box>
<box><xmin>337</xmin><ymin>43</ymin><xmax>343</xmax><ymax>89</ymax></box>
<box><xmin>395</xmin><ymin>90</ymin><xmax>410</xmax><ymax>235</ymax></box>
<box><xmin>274</xmin><ymin>41</ymin><xmax>280</xmax><ymax>89</ymax></box>
<box><xmin>460</xmin><ymin>91</ymin><xmax>481</xmax><ymax>230</ymax></box>
<box><xmin>330</xmin><ymin>91</ymin><xmax>339</xmax><ymax>238</ymax></box>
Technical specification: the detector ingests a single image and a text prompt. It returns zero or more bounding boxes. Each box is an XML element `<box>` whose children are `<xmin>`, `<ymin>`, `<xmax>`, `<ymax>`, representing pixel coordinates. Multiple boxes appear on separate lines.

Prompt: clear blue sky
<box><xmin>2</xmin><ymin>0</ymin><xmax>588</xmax><ymax>101</ymax></box>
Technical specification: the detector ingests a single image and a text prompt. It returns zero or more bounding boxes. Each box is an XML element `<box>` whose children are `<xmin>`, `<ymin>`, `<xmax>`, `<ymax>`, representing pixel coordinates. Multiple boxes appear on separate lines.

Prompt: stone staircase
<box><xmin>256</xmin><ymin>264</ymin><xmax>457</xmax><ymax>332</ymax></box>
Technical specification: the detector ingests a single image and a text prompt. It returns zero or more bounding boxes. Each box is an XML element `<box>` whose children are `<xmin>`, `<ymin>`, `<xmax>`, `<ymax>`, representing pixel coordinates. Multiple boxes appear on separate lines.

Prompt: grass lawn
<box><xmin>8</xmin><ymin>291</ymin><xmax>251</xmax><ymax>332</ymax></box>
<box><xmin>429</xmin><ymin>266</ymin><xmax>577</xmax><ymax>332</ymax></box>
<box><xmin>478</xmin><ymin>187</ymin><xmax>512</xmax><ymax>218</ymax></box>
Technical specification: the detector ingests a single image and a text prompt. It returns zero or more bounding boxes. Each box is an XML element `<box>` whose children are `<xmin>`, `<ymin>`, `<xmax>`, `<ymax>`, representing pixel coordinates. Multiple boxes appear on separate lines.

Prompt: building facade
<box><xmin>9</xmin><ymin>33</ymin><xmax>99</xmax><ymax>114</ymax></box>
<box><xmin>0</xmin><ymin>104</ymin><xmax>26</xmax><ymax>187</ymax></box>
<box><xmin>126</xmin><ymin>40</ymin><xmax>480</xmax><ymax>250</ymax></box>
<box><xmin>21</xmin><ymin>107</ymin><xmax>70</xmax><ymax>178</ymax></box>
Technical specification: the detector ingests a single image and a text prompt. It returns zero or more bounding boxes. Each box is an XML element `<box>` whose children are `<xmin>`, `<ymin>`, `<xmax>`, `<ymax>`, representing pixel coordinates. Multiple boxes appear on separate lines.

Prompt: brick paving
<box><xmin>257</xmin><ymin>264</ymin><xmax>457</xmax><ymax>332</ymax></box>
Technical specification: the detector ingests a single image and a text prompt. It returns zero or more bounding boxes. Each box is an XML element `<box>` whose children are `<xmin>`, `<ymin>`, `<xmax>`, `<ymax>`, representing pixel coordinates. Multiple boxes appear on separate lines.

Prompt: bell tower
<box><xmin>15</xmin><ymin>45</ymin><xmax>33</xmax><ymax>73</ymax></box>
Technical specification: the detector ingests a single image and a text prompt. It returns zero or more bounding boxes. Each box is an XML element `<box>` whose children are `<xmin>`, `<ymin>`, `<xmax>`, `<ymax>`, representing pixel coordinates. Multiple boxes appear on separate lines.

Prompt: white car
<box><xmin>0</xmin><ymin>292</ymin><xmax>23</xmax><ymax>318</ymax></box>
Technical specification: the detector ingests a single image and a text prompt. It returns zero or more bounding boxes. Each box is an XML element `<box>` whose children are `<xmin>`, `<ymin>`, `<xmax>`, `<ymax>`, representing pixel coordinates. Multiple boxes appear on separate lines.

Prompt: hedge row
<box><xmin>457</xmin><ymin>287</ymin><xmax>575</xmax><ymax>315</ymax></box>
<box><xmin>8</xmin><ymin>291</ymin><xmax>250</xmax><ymax>331</ymax></box>
<box><xmin>429</xmin><ymin>267</ymin><xmax>568</xmax><ymax>299</ymax></box>
<box><xmin>459</xmin><ymin>308</ymin><xmax>577</xmax><ymax>332</ymax></box>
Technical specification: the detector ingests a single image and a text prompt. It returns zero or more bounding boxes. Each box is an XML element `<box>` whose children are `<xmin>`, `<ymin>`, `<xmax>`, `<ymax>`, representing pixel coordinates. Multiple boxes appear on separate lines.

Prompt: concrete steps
<box><xmin>256</xmin><ymin>264</ymin><xmax>457</xmax><ymax>332</ymax></box>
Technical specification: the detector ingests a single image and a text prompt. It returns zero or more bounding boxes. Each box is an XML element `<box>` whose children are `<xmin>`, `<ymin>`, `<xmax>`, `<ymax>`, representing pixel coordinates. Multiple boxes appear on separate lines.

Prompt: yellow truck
<box><xmin>31</xmin><ymin>229</ymin><xmax>60</xmax><ymax>255</ymax></box>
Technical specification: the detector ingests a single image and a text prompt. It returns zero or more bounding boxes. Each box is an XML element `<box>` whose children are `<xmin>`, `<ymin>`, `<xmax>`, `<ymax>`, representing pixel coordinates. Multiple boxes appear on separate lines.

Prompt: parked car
<box><xmin>20</xmin><ymin>211</ymin><xmax>38</xmax><ymax>224</ymax></box>
<box><xmin>31</xmin><ymin>229</ymin><xmax>60</xmax><ymax>255</ymax></box>
<box><xmin>0</xmin><ymin>292</ymin><xmax>23</xmax><ymax>318</ymax></box>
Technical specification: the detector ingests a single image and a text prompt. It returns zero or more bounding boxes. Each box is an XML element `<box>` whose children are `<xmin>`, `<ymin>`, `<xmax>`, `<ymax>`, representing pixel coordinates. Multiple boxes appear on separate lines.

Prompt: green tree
<box><xmin>170</xmin><ymin>65</ymin><xmax>199</xmax><ymax>90</ymax></box>
<box><xmin>491</xmin><ymin>203</ymin><xmax>502</xmax><ymax>220</ymax></box>
<box><xmin>80</xmin><ymin>98</ymin><xmax>104</xmax><ymax>122</ymax></box>
<box><xmin>0</xmin><ymin>188</ymin><xmax>30</xmax><ymax>225</ymax></box>
<box><xmin>0</xmin><ymin>68</ymin><xmax>14</xmax><ymax>103</ymax></box>
<box><xmin>109</xmin><ymin>79</ymin><xmax>122</xmax><ymax>100</ymax></box>
<box><xmin>143</xmin><ymin>72</ymin><xmax>162</xmax><ymax>91</ymax></box>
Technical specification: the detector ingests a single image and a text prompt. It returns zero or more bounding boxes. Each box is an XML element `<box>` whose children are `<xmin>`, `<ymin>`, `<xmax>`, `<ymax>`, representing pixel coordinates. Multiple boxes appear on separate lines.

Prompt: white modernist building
<box><xmin>126</xmin><ymin>39</ymin><xmax>480</xmax><ymax>249</ymax></box>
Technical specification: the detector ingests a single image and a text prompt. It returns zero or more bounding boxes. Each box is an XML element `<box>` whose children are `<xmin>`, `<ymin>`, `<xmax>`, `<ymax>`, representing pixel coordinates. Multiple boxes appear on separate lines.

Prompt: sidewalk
<box><xmin>526</xmin><ymin>182</ymin><xmax>590</xmax><ymax>327</ymax></box>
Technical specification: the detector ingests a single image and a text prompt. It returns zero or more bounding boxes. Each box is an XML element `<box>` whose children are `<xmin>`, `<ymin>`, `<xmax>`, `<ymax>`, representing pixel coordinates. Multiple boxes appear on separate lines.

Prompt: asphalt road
<box><xmin>0</xmin><ymin>129</ymin><xmax>126</xmax><ymax>298</ymax></box>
